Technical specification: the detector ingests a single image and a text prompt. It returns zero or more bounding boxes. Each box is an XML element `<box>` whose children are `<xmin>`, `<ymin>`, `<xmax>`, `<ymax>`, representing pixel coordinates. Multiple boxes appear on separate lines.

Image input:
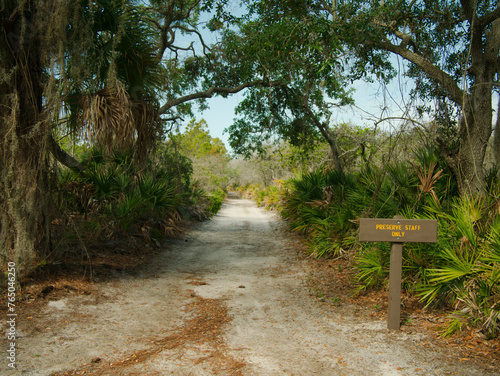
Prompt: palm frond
<box><xmin>80</xmin><ymin>81</ymin><xmax>136</xmax><ymax>151</ymax></box>
<box><xmin>416</xmin><ymin>161</ymin><xmax>443</xmax><ymax>206</ymax></box>
<box><xmin>428</xmin><ymin>247</ymin><xmax>477</xmax><ymax>284</ymax></box>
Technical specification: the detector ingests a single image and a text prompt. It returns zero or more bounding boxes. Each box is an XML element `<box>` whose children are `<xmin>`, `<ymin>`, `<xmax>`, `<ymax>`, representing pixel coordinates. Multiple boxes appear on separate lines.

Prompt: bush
<box><xmin>206</xmin><ymin>189</ymin><xmax>226</xmax><ymax>215</ymax></box>
<box><xmin>55</xmin><ymin>146</ymin><xmax>222</xmax><ymax>250</ymax></box>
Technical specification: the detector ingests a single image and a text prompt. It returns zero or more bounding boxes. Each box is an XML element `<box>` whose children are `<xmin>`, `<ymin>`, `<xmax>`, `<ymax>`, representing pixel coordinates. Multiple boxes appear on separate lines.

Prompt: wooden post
<box><xmin>388</xmin><ymin>239</ymin><xmax>403</xmax><ymax>330</ymax></box>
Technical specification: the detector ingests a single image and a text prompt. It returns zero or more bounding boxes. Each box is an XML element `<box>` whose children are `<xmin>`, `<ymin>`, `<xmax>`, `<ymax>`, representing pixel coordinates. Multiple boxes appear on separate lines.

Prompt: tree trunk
<box><xmin>0</xmin><ymin>2</ymin><xmax>52</xmax><ymax>274</ymax></box>
<box><xmin>450</xmin><ymin>11</ymin><xmax>499</xmax><ymax>197</ymax></box>
<box><xmin>373</xmin><ymin>2</ymin><xmax>500</xmax><ymax>198</ymax></box>
<box><xmin>455</xmin><ymin>90</ymin><xmax>492</xmax><ymax>196</ymax></box>
<box><xmin>493</xmin><ymin>99</ymin><xmax>500</xmax><ymax>167</ymax></box>
<box><xmin>439</xmin><ymin>95</ymin><xmax>491</xmax><ymax>197</ymax></box>
<box><xmin>323</xmin><ymin>128</ymin><xmax>344</xmax><ymax>176</ymax></box>
<box><xmin>302</xmin><ymin>103</ymin><xmax>345</xmax><ymax>176</ymax></box>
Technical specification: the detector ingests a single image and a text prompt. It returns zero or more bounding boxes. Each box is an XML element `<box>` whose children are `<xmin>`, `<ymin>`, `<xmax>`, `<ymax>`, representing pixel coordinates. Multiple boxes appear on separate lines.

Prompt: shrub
<box><xmin>55</xmin><ymin>146</ymin><xmax>219</xmax><ymax>249</ymax></box>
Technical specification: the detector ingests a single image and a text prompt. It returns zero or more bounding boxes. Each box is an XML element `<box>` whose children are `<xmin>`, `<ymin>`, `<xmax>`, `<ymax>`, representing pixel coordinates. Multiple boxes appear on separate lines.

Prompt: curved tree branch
<box><xmin>48</xmin><ymin>134</ymin><xmax>85</xmax><ymax>173</ymax></box>
<box><xmin>378</xmin><ymin>40</ymin><xmax>464</xmax><ymax>105</ymax></box>
<box><xmin>478</xmin><ymin>4</ymin><xmax>500</xmax><ymax>28</ymax></box>
<box><xmin>373</xmin><ymin>116</ymin><xmax>427</xmax><ymax>128</ymax></box>
<box><xmin>172</xmin><ymin>25</ymin><xmax>212</xmax><ymax>54</ymax></box>
<box><xmin>158</xmin><ymin>79</ymin><xmax>283</xmax><ymax>114</ymax></box>
<box><xmin>300</xmin><ymin>99</ymin><xmax>344</xmax><ymax>175</ymax></box>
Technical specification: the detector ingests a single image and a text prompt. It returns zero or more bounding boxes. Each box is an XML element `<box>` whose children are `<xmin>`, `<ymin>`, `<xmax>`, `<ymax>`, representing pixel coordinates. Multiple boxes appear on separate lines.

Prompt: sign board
<box><xmin>359</xmin><ymin>218</ymin><xmax>437</xmax><ymax>243</ymax></box>
<box><xmin>358</xmin><ymin>216</ymin><xmax>438</xmax><ymax>330</ymax></box>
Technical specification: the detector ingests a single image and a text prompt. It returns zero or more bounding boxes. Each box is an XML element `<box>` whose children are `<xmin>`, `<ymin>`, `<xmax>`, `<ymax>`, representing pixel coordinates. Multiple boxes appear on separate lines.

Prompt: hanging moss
<box><xmin>0</xmin><ymin>0</ymin><xmax>140</xmax><ymax>275</ymax></box>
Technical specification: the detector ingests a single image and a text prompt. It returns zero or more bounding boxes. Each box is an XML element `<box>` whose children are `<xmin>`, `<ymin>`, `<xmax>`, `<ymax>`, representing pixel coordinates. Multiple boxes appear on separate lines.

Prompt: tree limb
<box><xmin>300</xmin><ymin>99</ymin><xmax>344</xmax><ymax>175</ymax></box>
<box><xmin>155</xmin><ymin>0</ymin><xmax>177</xmax><ymax>62</ymax></box>
<box><xmin>478</xmin><ymin>4</ymin><xmax>500</xmax><ymax>28</ymax></box>
<box><xmin>460</xmin><ymin>0</ymin><xmax>476</xmax><ymax>23</ymax></box>
<box><xmin>379</xmin><ymin>40</ymin><xmax>464</xmax><ymax>105</ymax></box>
<box><xmin>48</xmin><ymin>134</ymin><xmax>85</xmax><ymax>173</ymax></box>
<box><xmin>374</xmin><ymin>116</ymin><xmax>427</xmax><ymax>128</ymax></box>
<box><xmin>319</xmin><ymin>0</ymin><xmax>336</xmax><ymax>17</ymax></box>
<box><xmin>172</xmin><ymin>25</ymin><xmax>212</xmax><ymax>54</ymax></box>
<box><xmin>158</xmin><ymin>79</ymin><xmax>282</xmax><ymax>114</ymax></box>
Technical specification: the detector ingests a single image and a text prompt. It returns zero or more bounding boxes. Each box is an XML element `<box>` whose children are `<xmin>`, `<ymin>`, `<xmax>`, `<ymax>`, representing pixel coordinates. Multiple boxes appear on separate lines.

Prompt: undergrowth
<box><xmin>237</xmin><ymin>145</ymin><xmax>500</xmax><ymax>339</ymax></box>
<box><xmin>53</xmin><ymin>146</ymin><xmax>222</xmax><ymax>260</ymax></box>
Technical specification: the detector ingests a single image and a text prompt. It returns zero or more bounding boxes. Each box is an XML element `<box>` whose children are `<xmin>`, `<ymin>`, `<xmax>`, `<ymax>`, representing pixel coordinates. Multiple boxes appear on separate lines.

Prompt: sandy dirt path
<box><xmin>2</xmin><ymin>195</ymin><xmax>495</xmax><ymax>375</ymax></box>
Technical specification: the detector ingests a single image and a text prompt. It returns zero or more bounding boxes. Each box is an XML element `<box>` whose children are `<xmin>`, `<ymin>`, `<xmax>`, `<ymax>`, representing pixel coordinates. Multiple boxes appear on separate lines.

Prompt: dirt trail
<box><xmin>2</xmin><ymin>195</ymin><xmax>496</xmax><ymax>375</ymax></box>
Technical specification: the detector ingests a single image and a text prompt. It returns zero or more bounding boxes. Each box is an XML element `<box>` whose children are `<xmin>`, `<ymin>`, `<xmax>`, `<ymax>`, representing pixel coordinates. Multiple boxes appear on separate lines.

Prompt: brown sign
<box><xmin>358</xmin><ymin>216</ymin><xmax>438</xmax><ymax>330</ymax></box>
<box><xmin>359</xmin><ymin>218</ymin><xmax>437</xmax><ymax>243</ymax></box>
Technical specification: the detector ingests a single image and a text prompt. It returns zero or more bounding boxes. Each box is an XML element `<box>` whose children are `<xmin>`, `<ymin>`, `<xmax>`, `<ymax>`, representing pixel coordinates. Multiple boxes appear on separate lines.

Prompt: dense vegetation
<box><xmin>0</xmin><ymin>0</ymin><xmax>250</xmax><ymax>274</ymax></box>
<box><xmin>53</xmin><ymin>128</ymin><xmax>227</xmax><ymax>257</ymax></box>
<box><xmin>237</xmin><ymin>125</ymin><xmax>500</xmax><ymax>339</ymax></box>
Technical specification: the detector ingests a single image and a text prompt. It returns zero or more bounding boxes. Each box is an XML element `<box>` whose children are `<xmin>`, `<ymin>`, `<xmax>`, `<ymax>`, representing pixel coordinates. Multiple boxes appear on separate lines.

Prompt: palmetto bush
<box><xmin>352</xmin><ymin>179</ymin><xmax>499</xmax><ymax>336</ymax></box>
<box><xmin>137</xmin><ymin>174</ymin><xmax>179</xmax><ymax>215</ymax></box>
<box><xmin>112</xmin><ymin>190</ymin><xmax>147</xmax><ymax>231</ymax></box>
<box><xmin>57</xmin><ymin>147</ymin><xmax>216</xmax><ymax>246</ymax></box>
<box><xmin>279</xmin><ymin>168</ymin><xmax>367</xmax><ymax>257</ymax></box>
<box><xmin>235</xmin><ymin>147</ymin><xmax>499</xmax><ymax>337</ymax></box>
<box><xmin>354</xmin><ymin>242</ymin><xmax>390</xmax><ymax>293</ymax></box>
<box><xmin>280</xmin><ymin>171</ymin><xmax>327</xmax><ymax>236</ymax></box>
<box><xmin>413</xmin><ymin>195</ymin><xmax>500</xmax><ymax>338</ymax></box>
<box><xmin>85</xmin><ymin>163</ymin><xmax>121</xmax><ymax>199</ymax></box>
<box><xmin>354</xmin><ymin>194</ymin><xmax>500</xmax><ymax>337</ymax></box>
<box><xmin>385</xmin><ymin>161</ymin><xmax>419</xmax><ymax>210</ymax></box>
<box><xmin>253</xmin><ymin>157</ymin><xmax>499</xmax><ymax>337</ymax></box>
<box><xmin>240</xmin><ymin>181</ymin><xmax>287</xmax><ymax>210</ymax></box>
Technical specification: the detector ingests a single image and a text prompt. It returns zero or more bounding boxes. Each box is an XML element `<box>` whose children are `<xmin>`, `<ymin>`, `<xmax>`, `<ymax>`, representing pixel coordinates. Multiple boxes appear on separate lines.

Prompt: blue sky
<box><xmin>189</xmin><ymin>76</ymin><xmax>414</xmax><ymax>150</ymax></box>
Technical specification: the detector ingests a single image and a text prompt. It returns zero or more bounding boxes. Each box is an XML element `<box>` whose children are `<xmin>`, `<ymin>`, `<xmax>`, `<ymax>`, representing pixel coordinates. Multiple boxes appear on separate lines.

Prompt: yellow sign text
<box><xmin>375</xmin><ymin>224</ymin><xmax>402</xmax><ymax>230</ymax></box>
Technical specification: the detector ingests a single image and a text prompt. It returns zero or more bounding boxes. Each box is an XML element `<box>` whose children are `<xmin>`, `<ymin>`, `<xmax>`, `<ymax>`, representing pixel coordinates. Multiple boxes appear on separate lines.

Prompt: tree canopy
<box><xmin>200</xmin><ymin>5</ymin><xmax>354</xmax><ymax>172</ymax></box>
<box><xmin>220</xmin><ymin>0</ymin><xmax>500</xmax><ymax>196</ymax></box>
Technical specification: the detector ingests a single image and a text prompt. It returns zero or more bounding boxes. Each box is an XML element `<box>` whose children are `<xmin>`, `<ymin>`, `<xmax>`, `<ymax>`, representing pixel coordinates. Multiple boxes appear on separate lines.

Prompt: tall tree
<box><xmin>171</xmin><ymin>118</ymin><xmax>231</xmax><ymax>191</ymax></box>
<box><xmin>174</xmin><ymin>119</ymin><xmax>228</xmax><ymax>157</ymax></box>
<box><xmin>1</xmin><ymin>0</ymin><xmax>50</xmax><ymax>269</ymax></box>
<box><xmin>0</xmin><ymin>0</ymin><xmax>269</xmax><ymax>274</ymax></box>
<box><xmin>228</xmin><ymin>0</ymin><xmax>500</xmax><ymax>196</ymax></box>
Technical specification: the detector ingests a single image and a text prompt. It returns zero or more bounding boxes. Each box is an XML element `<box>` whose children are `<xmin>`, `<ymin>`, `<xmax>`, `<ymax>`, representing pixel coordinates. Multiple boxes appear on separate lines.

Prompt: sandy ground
<box><xmin>1</xmin><ymin>195</ymin><xmax>498</xmax><ymax>375</ymax></box>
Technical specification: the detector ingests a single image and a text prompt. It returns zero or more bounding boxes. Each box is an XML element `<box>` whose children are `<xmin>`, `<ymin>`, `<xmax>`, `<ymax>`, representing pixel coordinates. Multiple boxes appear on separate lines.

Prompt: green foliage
<box><xmin>137</xmin><ymin>175</ymin><xmax>178</xmax><ymax>215</ymax></box>
<box><xmin>412</xmin><ymin>195</ymin><xmax>500</xmax><ymax>338</ymax></box>
<box><xmin>57</xmin><ymin>145</ymin><xmax>222</xmax><ymax>247</ymax></box>
<box><xmin>85</xmin><ymin>164</ymin><xmax>120</xmax><ymax>199</ymax></box>
<box><xmin>235</xmin><ymin>0</ymin><xmax>498</xmax><ymax>195</ymax></box>
<box><xmin>207</xmin><ymin>7</ymin><xmax>353</xmax><ymax>157</ymax></box>
<box><xmin>174</xmin><ymin>119</ymin><xmax>228</xmax><ymax>158</ymax></box>
<box><xmin>112</xmin><ymin>190</ymin><xmax>147</xmax><ymax>231</ymax></box>
<box><xmin>236</xmin><ymin>135</ymin><xmax>500</xmax><ymax>337</ymax></box>
<box><xmin>276</xmin><ymin>168</ymin><xmax>364</xmax><ymax>258</ymax></box>
<box><xmin>238</xmin><ymin>182</ymin><xmax>285</xmax><ymax>211</ymax></box>
<box><xmin>354</xmin><ymin>244</ymin><xmax>390</xmax><ymax>293</ymax></box>
<box><xmin>206</xmin><ymin>189</ymin><xmax>226</xmax><ymax>215</ymax></box>
<box><xmin>155</xmin><ymin>145</ymin><xmax>193</xmax><ymax>191</ymax></box>
<box><xmin>170</xmin><ymin>119</ymin><xmax>233</xmax><ymax>194</ymax></box>
<box><xmin>440</xmin><ymin>317</ymin><xmax>465</xmax><ymax>338</ymax></box>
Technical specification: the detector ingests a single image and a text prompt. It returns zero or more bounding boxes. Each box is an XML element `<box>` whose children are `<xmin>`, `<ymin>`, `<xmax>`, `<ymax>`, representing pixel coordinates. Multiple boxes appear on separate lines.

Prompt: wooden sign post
<box><xmin>359</xmin><ymin>216</ymin><xmax>437</xmax><ymax>330</ymax></box>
